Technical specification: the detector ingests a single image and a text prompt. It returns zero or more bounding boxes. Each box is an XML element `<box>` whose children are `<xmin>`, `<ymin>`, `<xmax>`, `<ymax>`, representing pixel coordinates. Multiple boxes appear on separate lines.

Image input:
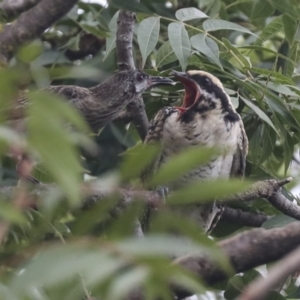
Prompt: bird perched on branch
<box><xmin>11</xmin><ymin>69</ymin><xmax>173</xmax><ymax>133</ymax></box>
<box><xmin>11</xmin><ymin>69</ymin><xmax>173</xmax><ymax>183</ymax></box>
<box><xmin>144</xmin><ymin>70</ymin><xmax>248</xmax><ymax>233</ymax></box>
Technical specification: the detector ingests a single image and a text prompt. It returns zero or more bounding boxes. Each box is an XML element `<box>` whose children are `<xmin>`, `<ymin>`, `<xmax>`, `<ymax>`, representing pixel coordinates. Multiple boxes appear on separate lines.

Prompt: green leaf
<box><xmin>168</xmin><ymin>22</ymin><xmax>191</xmax><ymax>71</ymax></box>
<box><xmin>251</xmin><ymin>0</ymin><xmax>275</xmax><ymax>22</ymax></box>
<box><xmin>0</xmin><ymin>201</ymin><xmax>26</xmax><ymax>224</ymax></box>
<box><xmin>26</xmin><ymin>91</ymin><xmax>86</xmax><ymax>204</ymax></box>
<box><xmin>239</xmin><ymin>96</ymin><xmax>279</xmax><ymax>135</ymax></box>
<box><xmin>110</xmin><ymin>0</ymin><xmax>152</xmax><ymax>13</ymax></box>
<box><xmin>270</xmin><ymin>0</ymin><xmax>300</xmax><ymax>19</ymax></box>
<box><xmin>263</xmin><ymin>215</ymin><xmax>297</xmax><ymax>229</ymax></box>
<box><xmin>80</xmin><ymin>24</ymin><xmax>108</xmax><ymax>38</ymax></box>
<box><xmin>17</xmin><ymin>41</ymin><xmax>43</xmax><ymax>63</ymax></box>
<box><xmin>148</xmin><ymin>147</ymin><xmax>217</xmax><ymax>187</ymax></box>
<box><xmin>168</xmin><ymin>179</ymin><xmax>251</xmax><ymax>205</ymax></box>
<box><xmin>104</xmin><ymin>11</ymin><xmax>119</xmax><ymax>61</ymax></box>
<box><xmin>120</xmin><ymin>143</ymin><xmax>160</xmax><ymax>181</ymax></box>
<box><xmin>258</xmin><ymin>80</ymin><xmax>298</xmax><ymax>96</ymax></box>
<box><xmin>138</xmin><ymin>17</ymin><xmax>160</xmax><ymax>68</ymax></box>
<box><xmin>203</xmin><ymin>19</ymin><xmax>254</xmax><ymax>35</ymax></box>
<box><xmin>283</xmin><ymin>14</ymin><xmax>297</xmax><ymax>45</ymax></box>
<box><xmin>107</xmin><ymin>267</ymin><xmax>149</xmax><ymax>300</ymax></box>
<box><xmin>190</xmin><ymin>34</ymin><xmax>222</xmax><ymax>68</ymax></box>
<box><xmin>156</xmin><ymin>41</ymin><xmax>177</xmax><ymax>68</ymax></box>
<box><xmin>286</xmin><ymin>42</ymin><xmax>298</xmax><ymax>77</ymax></box>
<box><xmin>222</xmin><ymin>38</ymin><xmax>251</xmax><ymax>68</ymax></box>
<box><xmin>117</xmin><ymin>235</ymin><xmax>221</xmax><ymax>258</ymax></box>
<box><xmin>175</xmin><ymin>7</ymin><xmax>208</xmax><ymax>21</ymax></box>
<box><xmin>256</xmin><ymin>16</ymin><xmax>283</xmax><ymax>44</ymax></box>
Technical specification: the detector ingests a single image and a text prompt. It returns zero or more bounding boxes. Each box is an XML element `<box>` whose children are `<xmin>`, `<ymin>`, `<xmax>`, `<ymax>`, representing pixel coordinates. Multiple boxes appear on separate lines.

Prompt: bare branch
<box><xmin>0</xmin><ymin>0</ymin><xmax>79</xmax><ymax>63</ymax></box>
<box><xmin>221</xmin><ymin>207</ymin><xmax>269</xmax><ymax>227</ymax></box>
<box><xmin>0</xmin><ymin>0</ymin><xmax>41</xmax><ymax>18</ymax></box>
<box><xmin>174</xmin><ymin>222</ymin><xmax>300</xmax><ymax>299</ymax></box>
<box><xmin>237</xmin><ymin>246</ymin><xmax>300</xmax><ymax>300</ymax></box>
<box><xmin>116</xmin><ymin>10</ymin><xmax>149</xmax><ymax>140</ymax></box>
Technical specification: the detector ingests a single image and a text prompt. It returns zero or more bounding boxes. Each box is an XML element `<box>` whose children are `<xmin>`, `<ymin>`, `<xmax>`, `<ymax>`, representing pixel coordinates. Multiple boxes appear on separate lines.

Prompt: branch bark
<box><xmin>116</xmin><ymin>10</ymin><xmax>149</xmax><ymax>141</ymax></box>
<box><xmin>0</xmin><ymin>0</ymin><xmax>79</xmax><ymax>63</ymax></box>
<box><xmin>173</xmin><ymin>221</ymin><xmax>300</xmax><ymax>299</ymax></box>
<box><xmin>237</xmin><ymin>245</ymin><xmax>300</xmax><ymax>300</ymax></box>
<box><xmin>221</xmin><ymin>207</ymin><xmax>269</xmax><ymax>227</ymax></box>
<box><xmin>0</xmin><ymin>0</ymin><xmax>41</xmax><ymax>18</ymax></box>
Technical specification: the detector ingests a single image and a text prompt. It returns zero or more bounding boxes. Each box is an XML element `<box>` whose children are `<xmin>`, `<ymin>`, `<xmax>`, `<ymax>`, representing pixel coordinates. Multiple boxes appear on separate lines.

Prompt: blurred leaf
<box><xmin>190</xmin><ymin>34</ymin><xmax>222</xmax><ymax>68</ymax></box>
<box><xmin>251</xmin><ymin>1</ymin><xmax>275</xmax><ymax>22</ymax></box>
<box><xmin>80</xmin><ymin>24</ymin><xmax>108</xmax><ymax>38</ymax></box>
<box><xmin>270</xmin><ymin>0</ymin><xmax>300</xmax><ymax>18</ymax></box>
<box><xmin>224</xmin><ymin>269</ymin><xmax>262</xmax><ymax>299</ymax></box>
<box><xmin>262</xmin><ymin>215</ymin><xmax>297</xmax><ymax>229</ymax></box>
<box><xmin>104</xmin><ymin>11</ymin><xmax>119</xmax><ymax>61</ymax></box>
<box><xmin>147</xmin><ymin>147</ymin><xmax>217</xmax><ymax>187</ymax></box>
<box><xmin>168</xmin><ymin>22</ymin><xmax>191</xmax><ymax>71</ymax></box>
<box><xmin>283</xmin><ymin>14</ymin><xmax>297</xmax><ymax>46</ymax></box>
<box><xmin>116</xmin><ymin>235</ymin><xmax>221</xmax><ymax>258</ymax></box>
<box><xmin>110</xmin><ymin>0</ymin><xmax>152</xmax><ymax>13</ymax></box>
<box><xmin>0</xmin><ymin>201</ymin><xmax>26</xmax><ymax>224</ymax></box>
<box><xmin>120</xmin><ymin>143</ymin><xmax>160</xmax><ymax>181</ymax></box>
<box><xmin>138</xmin><ymin>17</ymin><xmax>160</xmax><ymax>68</ymax></box>
<box><xmin>107</xmin><ymin>267</ymin><xmax>149</xmax><ymax>300</ymax></box>
<box><xmin>168</xmin><ymin>179</ymin><xmax>251</xmax><ymax>205</ymax></box>
<box><xmin>256</xmin><ymin>16</ymin><xmax>283</xmax><ymax>44</ymax></box>
<box><xmin>203</xmin><ymin>19</ymin><xmax>254</xmax><ymax>35</ymax></box>
<box><xmin>175</xmin><ymin>7</ymin><xmax>208</xmax><ymax>21</ymax></box>
<box><xmin>17</xmin><ymin>41</ymin><xmax>43</xmax><ymax>63</ymax></box>
<box><xmin>26</xmin><ymin>91</ymin><xmax>88</xmax><ymax>204</ymax></box>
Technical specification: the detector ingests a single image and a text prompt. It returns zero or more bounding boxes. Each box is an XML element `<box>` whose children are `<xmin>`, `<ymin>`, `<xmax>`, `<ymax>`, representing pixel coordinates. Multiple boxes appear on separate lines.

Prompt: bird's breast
<box><xmin>159</xmin><ymin>108</ymin><xmax>241</xmax><ymax>188</ymax></box>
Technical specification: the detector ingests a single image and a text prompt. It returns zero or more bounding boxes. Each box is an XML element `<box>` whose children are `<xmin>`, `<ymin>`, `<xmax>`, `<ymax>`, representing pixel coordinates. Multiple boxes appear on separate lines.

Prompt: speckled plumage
<box><xmin>144</xmin><ymin>70</ymin><xmax>248</xmax><ymax>233</ymax></box>
<box><xmin>10</xmin><ymin>70</ymin><xmax>173</xmax><ymax>133</ymax></box>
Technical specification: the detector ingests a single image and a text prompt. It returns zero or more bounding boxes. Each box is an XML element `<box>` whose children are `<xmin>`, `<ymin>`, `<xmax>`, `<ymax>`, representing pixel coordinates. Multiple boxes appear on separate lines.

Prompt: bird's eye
<box><xmin>137</xmin><ymin>73</ymin><xmax>145</xmax><ymax>82</ymax></box>
<box><xmin>203</xmin><ymin>77</ymin><xmax>211</xmax><ymax>85</ymax></box>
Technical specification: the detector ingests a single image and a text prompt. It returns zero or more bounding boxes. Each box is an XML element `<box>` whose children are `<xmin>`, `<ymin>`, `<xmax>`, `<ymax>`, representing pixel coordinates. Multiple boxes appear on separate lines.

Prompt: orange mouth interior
<box><xmin>173</xmin><ymin>75</ymin><xmax>201</xmax><ymax>113</ymax></box>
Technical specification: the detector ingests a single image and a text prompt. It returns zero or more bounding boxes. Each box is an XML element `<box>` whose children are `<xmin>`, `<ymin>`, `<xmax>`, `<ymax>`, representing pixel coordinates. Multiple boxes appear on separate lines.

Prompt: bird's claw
<box><xmin>155</xmin><ymin>186</ymin><xmax>169</xmax><ymax>203</ymax></box>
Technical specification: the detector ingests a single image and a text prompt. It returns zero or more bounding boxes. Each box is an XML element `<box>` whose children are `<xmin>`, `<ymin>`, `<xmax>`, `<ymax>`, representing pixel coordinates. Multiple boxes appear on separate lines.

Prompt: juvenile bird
<box><xmin>144</xmin><ymin>70</ymin><xmax>248</xmax><ymax>233</ymax></box>
<box><xmin>11</xmin><ymin>69</ymin><xmax>173</xmax><ymax>133</ymax></box>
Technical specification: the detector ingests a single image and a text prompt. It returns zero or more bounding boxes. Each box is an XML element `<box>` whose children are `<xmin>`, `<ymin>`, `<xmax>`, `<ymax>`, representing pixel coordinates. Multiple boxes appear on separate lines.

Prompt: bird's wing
<box><xmin>46</xmin><ymin>85</ymin><xmax>91</xmax><ymax>106</ymax></box>
<box><xmin>230</xmin><ymin>118</ymin><xmax>248</xmax><ymax>178</ymax></box>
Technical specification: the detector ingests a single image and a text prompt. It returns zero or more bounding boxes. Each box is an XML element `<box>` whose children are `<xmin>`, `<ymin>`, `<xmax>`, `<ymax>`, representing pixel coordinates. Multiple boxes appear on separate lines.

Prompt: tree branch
<box><xmin>237</xmin><ymin>245</ymin><xmax>300</xmax><ymax>300</ymax></box>
<box><xmin>173</xmin><ymin>221</ymin><xmax>300</xmax><ymax>299</ymax></box>
<box><xmin>221</xmin><ymin>207</ymin><xmax>269</xmax><ymax>227</ymax></box>
<box><xmin>0</xmin><ymin>0</ymin><xmax>79</xmax><ymax>63</ymax></box>
<box><xmin>0</xmin><ymin>0</ymin><xmax>41</xmax><ymax>18</ymax></box>
<box><xmin>116</xmin><ymin>10</ymin><xmax>149</xmax><ymax>141</ymax></box>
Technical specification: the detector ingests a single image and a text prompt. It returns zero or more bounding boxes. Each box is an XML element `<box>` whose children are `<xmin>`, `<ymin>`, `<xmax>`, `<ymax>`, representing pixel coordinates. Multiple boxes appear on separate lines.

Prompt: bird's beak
<box><xmin>148</xmin><ymin>75</ymin><xmax>174</xmax><ymax>88</ymax></box>
<box><xmin>170</xmin><ymin>70</ymin><xmax>201</xmax><ymax>109</ymax></box>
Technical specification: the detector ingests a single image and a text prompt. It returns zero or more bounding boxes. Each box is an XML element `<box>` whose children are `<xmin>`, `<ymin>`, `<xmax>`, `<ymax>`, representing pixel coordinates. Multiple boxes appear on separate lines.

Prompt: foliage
<box><xmin>0</xmin><ymin>0</ymin><xmax>300</xmax><ymax>299</ymax></box>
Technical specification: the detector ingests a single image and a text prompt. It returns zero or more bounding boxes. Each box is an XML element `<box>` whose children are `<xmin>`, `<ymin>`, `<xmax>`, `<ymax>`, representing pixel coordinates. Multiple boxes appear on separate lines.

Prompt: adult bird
<box><xmin>11</xmin><ymin>69</ymin><xmax>173</xmax><ymax>133</ymax></box>
<box><xmin>11</xmin><ymin>69</ymin><xmax>173</xmax><ymax>183</ymax></box>
<box><xmin>143</xmin><ymin>70</ymin><xmax>248</xmax><ymax>233</ymax></box>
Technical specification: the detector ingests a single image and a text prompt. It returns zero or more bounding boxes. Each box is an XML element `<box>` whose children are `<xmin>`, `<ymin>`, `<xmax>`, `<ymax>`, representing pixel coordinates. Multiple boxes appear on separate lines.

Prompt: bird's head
<box><xmin>170</xmin><ymin>70</ymin><xmax>238</xmax><ymax>121</ymax></box>
<box><xmin>112</xmin><ymin>69</ymin><xmax>174</xmax><ymax>95</ymax></box>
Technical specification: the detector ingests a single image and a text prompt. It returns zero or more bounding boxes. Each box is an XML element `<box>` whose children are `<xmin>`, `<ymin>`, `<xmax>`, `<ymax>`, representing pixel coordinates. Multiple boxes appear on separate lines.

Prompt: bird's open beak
<box><xmin>148</xmin><ymin>76</ymin><xmax>174</xmax><ymax>88</ymax></box>
<box><xmin>170</xmin><ymin>71</ymin><xmax>201</xmax><ymax>110</ymax></box>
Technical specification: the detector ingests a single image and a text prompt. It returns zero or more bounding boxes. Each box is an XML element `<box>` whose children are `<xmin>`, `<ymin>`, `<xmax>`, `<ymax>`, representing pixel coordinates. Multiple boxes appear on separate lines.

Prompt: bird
<box><xmin>143</xmin><ymin>70</ymin><xmax>248</xmax><ymax>233</ymax></box>
<box><xmin>9</xmin><ymin>69</ymin><xmax>173</xmax><ymax>183</ymax></box>
<box><xmin>10</xmin><ymin>69</ymin><xmax>174</xmax><ymax>133</ymax></box>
